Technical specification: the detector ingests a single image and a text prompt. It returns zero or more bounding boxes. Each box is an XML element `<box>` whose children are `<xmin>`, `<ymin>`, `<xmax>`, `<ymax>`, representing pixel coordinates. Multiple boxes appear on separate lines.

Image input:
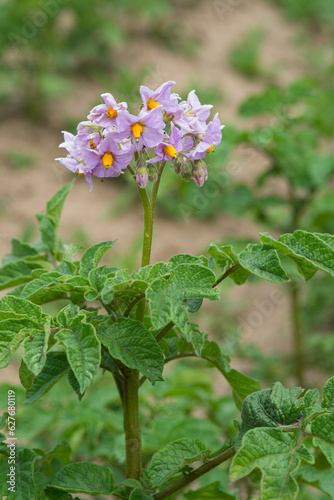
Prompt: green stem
<box><xmin>123</xmin><ymin>368</ymin><xmax>141</xmax><ymax>479</ymax></box>
<box><xmin>153</xmin><ymin>446</ymin><xmax>236</xmax><ymax>500</ymax></box>
<box><xmin>122</xmin><ymin>164</ymin><xmax>164</xmax><ymax>481</ymax></box>
<box><xmin>291</xmin><ymin>285</ymin><xmax>305</xmax><ymax>387</ymax></box>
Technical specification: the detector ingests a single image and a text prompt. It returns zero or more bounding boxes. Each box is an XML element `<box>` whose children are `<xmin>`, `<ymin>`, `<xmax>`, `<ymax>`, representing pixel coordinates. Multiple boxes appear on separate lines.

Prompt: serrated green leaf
<box><xmin>55</xmin><ymin>316</ymin><xmax>101</xmax><ymax>393</ymax></box>
<box><xmin>148</xmin><ymin>438</ymin><xmax>209</xmax><ymax>487</ymax></box>
<box><xmin>322</xmin><ymin>377</ymin><xmax>334</xmax><ymax>408</ymax></box>
<box><xmin>25</xmin><ymin>352</ymin><xmax>69</xmax><ymax>404</ymax></box>
<box><xmin>312</xmin><ymin>412</ymin><xmax>334</xmax><ymax>466</ymax></box>
<box><xmin>0</xmin><ymin>260</ymin><xmax>43</xmax><ymax>291</ymax></box>
<box><xmin>98</xmin><ymin>318</ymin><xmax>164</xmax><ymax>384</ymax></box>
<box><xmin>79</xmin><ymin>241</ymin><xmax>115</xmax><ymax>277</ymax></box>
<box><xmin>147</xmin><ymin>264</ymin><xmax>219</xmax><ymax>331</ymax></box>
<box><xmin>230</xmin><ymin>428</ymin><xmax>300</xmax><ymax>500</ymax></box>
<box><xmin>22</xmin><ymin>320</ymin><xmax>51</xmax><ymax>376</ymax></box>
<box><xmin>51</xmin><ymin>462</ymin><xmax>115</xmax><ymax>494</ymax></box>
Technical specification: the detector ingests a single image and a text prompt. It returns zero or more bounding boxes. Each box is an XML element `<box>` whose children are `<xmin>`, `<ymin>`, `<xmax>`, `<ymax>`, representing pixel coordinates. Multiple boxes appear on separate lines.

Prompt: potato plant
<box><xmin>0</xmin><ymin>82</ymin><xmax>334</xmax><ymax>499</ymax></box>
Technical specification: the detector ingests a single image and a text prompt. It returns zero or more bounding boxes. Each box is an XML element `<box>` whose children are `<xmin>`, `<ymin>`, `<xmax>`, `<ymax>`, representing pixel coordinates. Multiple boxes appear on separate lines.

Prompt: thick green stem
<box><xmin>123</xmin><ymin>369</ymin><xmax>141</xmax><ymax>479</ymax></box>
<box><xmin>122</xmin><ymin>164</ymin><xmax>164</xmax><ymax>481</ymax></box>
<box><xmin>291</xmin><ymin>285</ymin><xmax>304</xmax><ymax>387</ymax></box>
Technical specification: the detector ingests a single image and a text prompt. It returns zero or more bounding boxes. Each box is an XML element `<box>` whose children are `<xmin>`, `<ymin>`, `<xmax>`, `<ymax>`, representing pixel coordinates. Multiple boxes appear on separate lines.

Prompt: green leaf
<box><xmin>0</xmin><ymin>319</ymin><xmax>34</xmax><ymax>368</ymax></box>
<box><xmin>298</xmin><ymin>464</ymin><xmax>334</xmax><ymax>499</ymax></box>
<box><xmin>2</xmin><ymin>238</ymin><xmax>40</xmax><ymax>265</ymax></box>
<box><xmin>55</xmin><ymin>316</ymin><xmax>101</xmax><ymax>393</ymax></box>
<box><xmin>25</xmin><ymin>352</ymin><xmax>69</xmax><ymax>404</ymax></box>
<box><xmin>4</xmin><ymin>448</ymin><xmax>38</xmax><ymax>500</ymax></box>
<box><xmin>45</xmin><ymin>181</ymin><xmax>74</xmax><ymax>226</ymax></box>
<box><xmin>51</xmin><ymin>462</ymin><xmax>115</xmax><ymax>494</ymax></box>
<box><xmin>36</xmin><ymin>181</ymin><xmax>74</xmax><ymax>255</ymax></box>
<box><xmin>98</xmin><ymin>318</ymin><xmax>164</xmax><ymax>384</ymax></box>
<box><xmin>238</xmin><ymin>383</ymin><xmax>303</xmax><ymax>442</ymax></box>
<box><xmin>148</xmin><ymin>438</ymin><xmax>209</xmax><ymax>487</ymax></box>
<box><xmin>224</xmin><ymin>369</ymin><xmax>261</xmax><ymax>411</ymax></box>
<box><xmin>22</xmin><ymin>320</ymin><xmax>51</xmax><ymax>376</ymax></box>
<box><xmin>129</xmin><ymin>489</ymin><xmax>154</xmax><ymax>500</ymax></box>
<box><xmin>322</xmin><ymin>377</ymin><xmax>334</xmax><ymax>408</ymax></box>
<box><xmin>0</xmin><ymin>260</ymin><xmax>43</xmax><ymax>290</ymax></box>
<box><xmin>312</xmin><ymin>412</ymin><xmax>334</xmax><ymax>466</ymax></box>
<box><xmin>184</xmin><ymin>323</ymin><xmax>205</xmax><ymax>357</ymax></box>
<box><xmin>260</xmin><ymin>231</ymin><xmax>334</xmax><ymax>280</ymax></box>
<box><xmin>0</xmin><ymin>295</ymin><xmax>42</xmax><ymax>323</ymax></box>
<box><xmin>183</xmin><ymin>481</ymin><xmax>237</xmax><ymax>499</ymax></box>
<box><xmin>19</xmin><ymin>360</ymin><xmax>34</xmax><ymax>389</ymax></box>
<box><xmin>79</xmin><ymin>241</ymin><xmax>115</xmax><ymax>277</ymax></box>
<box><xmin>238</xmin><ymin>244</ymin><xmax>290</xmax><ymax>283</ymax></box>
<box><xmin>230</xmin><ymin>428</ymin><xmax>300</xmax><ymax>500</ymax></box>
<box><xmin>147</xmin><ymin>264</ymin><xmax>219</xmax><ymax>331</ymax></box>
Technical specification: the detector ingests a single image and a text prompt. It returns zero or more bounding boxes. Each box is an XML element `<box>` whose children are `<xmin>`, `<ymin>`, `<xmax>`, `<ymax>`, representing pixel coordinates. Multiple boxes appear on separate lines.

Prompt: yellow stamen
<box><xmin>76</xmin><ymin>169</ymin><xmax>85</xmax><ymax>178</ymax></box>
<box><xmin>89</xmin><ymin>138</ymin><xmax>96</xmax><ymax>149</ymax></box>
<box><xmin>102</xmin><ymin>152</ymin><xmax>114</xmax><ymax>169</ymax></box>
<box><xmin>163</xmin><ymin>144</ymin><xmax>178</xmax><ymax>158</ymax></box>
<box><xmin>106</xmin><ymin>106</ymin><xmax>117</xmax><ymax>119</ymax></box>
<box><xmin>207</xmin><ymin>144</ymin><xmax>214</xmax><ymax>152</ymax></box>
<box><xmin>132</xmin><ymin>123</ymin><xmax>144</xmax><ymax>140</ymax></box>
<box><xmin>147</xmin><ymin>98</ymin><xmax>159</xmax><ymax>110</ymax></box>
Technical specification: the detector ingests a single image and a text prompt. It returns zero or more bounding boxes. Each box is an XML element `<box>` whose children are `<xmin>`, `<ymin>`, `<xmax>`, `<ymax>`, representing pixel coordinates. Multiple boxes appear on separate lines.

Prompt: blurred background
<box><xmin>0</xmin><ymin>0</ymin><xmax>334</xmax><ymax>498</ymax></box>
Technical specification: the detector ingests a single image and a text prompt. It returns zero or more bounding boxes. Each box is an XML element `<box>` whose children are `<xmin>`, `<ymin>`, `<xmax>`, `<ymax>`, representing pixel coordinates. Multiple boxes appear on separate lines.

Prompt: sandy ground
<box><xmin>0</xmin><ymin>0</ymin><xmax>313</xmax><ymax>389</ymax></box>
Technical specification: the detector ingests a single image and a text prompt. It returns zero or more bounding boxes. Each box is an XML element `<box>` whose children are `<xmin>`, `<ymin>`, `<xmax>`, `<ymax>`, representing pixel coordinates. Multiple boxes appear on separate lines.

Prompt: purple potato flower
<box><xmin>56</xmin><ymin>81</ymin><xmax>224</xmax><ymax>189</ymax></box>
<box><xmin>140</xmin><ymin>80</ymin><xmax>180</xmax><ymax>114</ymax></box>
<box><xmin>148</xmin><ymin>123</ymin><xmax>182</xmax><ymax>163</ymax></box>
<box><xmin>113</xmin><ymin>107</ymin><xmax>166</xmax><ymax>150</ymax></box>
<box><xmin>174</xmin><ymin>90</ymin><xmax>213</xmax><ymax>134</ymax></box>
<box><xmin>89</xmin><ymin>93</ymin><xmax>127</xmax><ymax>128</ymax></box>
<box><xmin>83</xmin><ymin>134</ymin><xmax>134</xmax><ymax>178</ymax></box>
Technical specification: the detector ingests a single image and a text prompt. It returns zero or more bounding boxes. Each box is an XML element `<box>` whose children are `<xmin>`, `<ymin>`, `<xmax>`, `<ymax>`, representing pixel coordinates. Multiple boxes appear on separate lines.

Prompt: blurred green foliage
<box><xmin>228</xmin><ymin>29</ymin><xmax>264</xmax><ymax>78</ymax></box>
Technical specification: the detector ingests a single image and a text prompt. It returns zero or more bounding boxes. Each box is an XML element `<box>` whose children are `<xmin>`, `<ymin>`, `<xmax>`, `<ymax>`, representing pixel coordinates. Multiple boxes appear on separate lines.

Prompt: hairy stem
<box><xmin>153</xmin><ymin>445</ymin><xmax>236</xmax><ymax>499</ymax></box>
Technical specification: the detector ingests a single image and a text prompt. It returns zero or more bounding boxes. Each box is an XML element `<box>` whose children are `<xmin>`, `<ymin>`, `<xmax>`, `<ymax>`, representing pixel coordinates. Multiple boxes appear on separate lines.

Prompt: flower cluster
<box><xmin>56</xmin><ymin>81</ymin><xmax>224</xmax><ymax>190</ymax></box>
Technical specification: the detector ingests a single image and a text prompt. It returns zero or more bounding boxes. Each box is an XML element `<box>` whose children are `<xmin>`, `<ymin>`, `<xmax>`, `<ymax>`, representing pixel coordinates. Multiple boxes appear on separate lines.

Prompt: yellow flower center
<box><xmin>89</xmin><ymin>138</ymin><xmax>96</xmax><ymax>149</ymax></box>
<box><xmin>147</xmin><ymin>98</ymin><xmax>159</xmax><ymax>110</ymax></box>
<box><xmin>163</xmin><ymin>144</ymin><xmax>178</xmax><ymax>158</ymax></box>
<box><xmin>102</xmin><ymin>152</ymin><xmax>114</xmax><ymax>169</ymax></box>
<box><xmin>76</xmin><ymin>169</ymin><xmax>85</xmax><ymax>178</ymax></box>
<box><xmin>132</xmin><ymin>123</ymin><xmax>144</xmax><ymax>141</ymax></box>
<box><xmin>207</xmin><ymin>144</ymin><xmax>214</xmax><ymax>152</ymax></box>
<box><xmin>106</xmin><ymin>106</ymin><xmax>117</xmax><ymax>119</ymax></box>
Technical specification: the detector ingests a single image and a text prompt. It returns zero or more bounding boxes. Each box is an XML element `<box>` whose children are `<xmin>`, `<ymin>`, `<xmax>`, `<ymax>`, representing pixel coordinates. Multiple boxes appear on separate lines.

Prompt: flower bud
<box><xmin>136</xmin><ymin>165</ymin><xmax>148</xmax><ymax>188</ymax></box>
<box><xmin>192</xmin><ymin>159</ymin><xmax>208</xmax><ymax>187</ymax></box>
<box><xmin>173</xmin><ymin>157</ymin><xmax>192</xmax><ymax>181</ymax></box>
